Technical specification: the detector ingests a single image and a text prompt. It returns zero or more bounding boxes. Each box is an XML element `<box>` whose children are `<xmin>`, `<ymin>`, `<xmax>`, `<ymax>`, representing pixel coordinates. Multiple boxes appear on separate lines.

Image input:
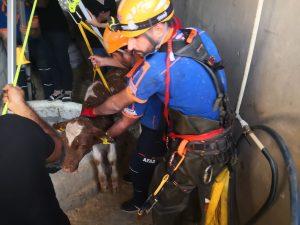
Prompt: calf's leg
<box><xmin>107</xmin><ymin>143</ymin><xmax>118</xmax><ymax>192</ymax></box>
<box><xmin>92</xmin><ymin>144</ymin><xmax>109</xmax><ymax>192</ymax></box>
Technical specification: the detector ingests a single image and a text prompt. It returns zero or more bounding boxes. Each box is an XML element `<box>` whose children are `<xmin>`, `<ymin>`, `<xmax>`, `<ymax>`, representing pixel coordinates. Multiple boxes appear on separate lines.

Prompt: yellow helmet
<box><xmin>16</xmin><ymin>46</ymin><xmax>30</xmax><ymax>66</ymax></box>
<box><xmin>103</xmin><ymin>25</ymin><xmax>128</xmax><ymax>54</ymax></box>
<box><xmin>109</xmin><ymin>0</ymin><xmax>174</xmax><ymax>38</ymax></box>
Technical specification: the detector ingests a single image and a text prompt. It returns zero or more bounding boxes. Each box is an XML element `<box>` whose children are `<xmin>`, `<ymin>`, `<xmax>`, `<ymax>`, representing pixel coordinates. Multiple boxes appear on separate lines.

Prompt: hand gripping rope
<box><xmin>60</xmin><ymin>0</ymin><xmax>111</xmax><ymax>93</ymax></box>
<box><xmin>2</xmin><ymin>0</ymin><xmax>38</xmax><ymax>115</ymax></box>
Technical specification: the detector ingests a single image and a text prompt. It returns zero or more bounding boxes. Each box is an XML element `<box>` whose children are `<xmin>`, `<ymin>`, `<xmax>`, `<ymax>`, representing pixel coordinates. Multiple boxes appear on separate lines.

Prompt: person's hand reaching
<box><xmin>89</xmin><ymin>55</ymin><xmax>109</xmax><ymax>67</ymax></box>
<box><xmin>2</xmin><ymin>84</ymin><xmax>26</xmax><ymax>113</ymax></box>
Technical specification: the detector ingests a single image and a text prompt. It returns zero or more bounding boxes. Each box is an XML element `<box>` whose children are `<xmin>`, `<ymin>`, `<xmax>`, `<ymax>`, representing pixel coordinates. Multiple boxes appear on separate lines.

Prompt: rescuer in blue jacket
<box><xmin>83</xmin><ymin>0</ymin><xmax>233</xmax><ymax>224</ymax></box>
<box><xmin>87</xmin><ymin>35</ymin><xmax>166</xmax><ymax>212</ymax></box>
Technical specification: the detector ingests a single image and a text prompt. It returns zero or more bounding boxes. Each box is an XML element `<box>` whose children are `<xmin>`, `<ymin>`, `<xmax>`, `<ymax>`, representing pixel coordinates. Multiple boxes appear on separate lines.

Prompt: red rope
<box><xmin>163</xmin><ymin>38</ymin><xmax>173</xmax><ymax>125</ymax></box>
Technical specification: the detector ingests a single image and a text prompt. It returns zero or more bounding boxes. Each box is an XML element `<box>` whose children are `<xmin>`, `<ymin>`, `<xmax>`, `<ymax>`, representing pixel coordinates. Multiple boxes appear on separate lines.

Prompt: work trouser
<box><xmin>129</xmin><ymin>125</ymin><xmax>165</xmax><ymax>206</ymax></box>
<box><xmin>42</xmin><ymin>31</ymin><xmax>73</xmax><ymax>91</ymax></box>
<box><xmin>151</xmin><ymin>134</ymin><xmax>233</xmax><ymax>225</ymax></box>
<box><xmin>29</xmin><ymin>38</ymin><xmax>55</xmax><ymax>99</ymax></box>
<box><xmin>17</xmin><ymin>68</ymin><xmax>30</xmax><ymax>100</ymax></box>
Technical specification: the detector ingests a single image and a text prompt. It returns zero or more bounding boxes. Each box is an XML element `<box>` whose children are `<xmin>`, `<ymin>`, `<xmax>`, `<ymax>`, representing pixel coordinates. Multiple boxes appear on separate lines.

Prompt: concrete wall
<box><xmin>173</xmin><ymin>0</ymin><xmax>300</xmax><ymax>224</ymax></box>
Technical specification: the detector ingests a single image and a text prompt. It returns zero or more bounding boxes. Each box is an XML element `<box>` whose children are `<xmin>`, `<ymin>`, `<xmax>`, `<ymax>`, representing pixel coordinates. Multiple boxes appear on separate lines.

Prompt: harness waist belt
<box><xmin>168</xmin><ymin>108</ymin><xmax>221</xmax><ymax>135</ymax></box>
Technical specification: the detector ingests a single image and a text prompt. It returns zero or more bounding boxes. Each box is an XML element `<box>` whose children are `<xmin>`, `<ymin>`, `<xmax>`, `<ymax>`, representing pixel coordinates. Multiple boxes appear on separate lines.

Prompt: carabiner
<box><xmin>203</xmin><ymin>165</ymin><xmax>213</xmax><ymax>184</ymax></box>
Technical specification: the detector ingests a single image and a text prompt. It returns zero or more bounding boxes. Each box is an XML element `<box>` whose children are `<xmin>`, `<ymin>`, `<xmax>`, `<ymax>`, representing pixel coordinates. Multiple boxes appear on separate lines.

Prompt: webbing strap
<box><xmin>77</xmin><ymin>22</ymin><xmax>111</xmax><ymax>93</ymax></box>
<box><xmin>79</xmin><ymin>20</ymin><xmax>104</xmax><ymax>45</ymax></box>
<box><xmin>163</xmin><ymin>38</ymin><xmax>173</xmax><ymax>125</ymax></box>
<box><xmin>125</xmin><ymin>57</ymin><xmax>144</xmax><ymax>78</ymax></box>
<box><xmin>153</xmin><ymin>139</ymin><xmax>188</xmax><ymax>196</ymax></box>
<box><xmin>162</xmin><ymin>25</ymin><xmax>183</xmax><ymax>124</ymax></box>
<box><xmin>2</xmin><ymin>0</ymin><xmax>38</xmax><ymax>115</ymax></box>
<box><xmin>169</xmin><ymin>128</ymin><xmax>224</xmax><ymax>142</ymax></box>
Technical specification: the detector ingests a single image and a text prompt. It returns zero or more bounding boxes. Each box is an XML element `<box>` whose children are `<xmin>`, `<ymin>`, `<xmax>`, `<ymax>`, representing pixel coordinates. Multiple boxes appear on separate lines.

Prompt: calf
<box><xmin>54</xmin><ymin>69</ymin><xmax>127</xmax><ymax>192</ymax></box>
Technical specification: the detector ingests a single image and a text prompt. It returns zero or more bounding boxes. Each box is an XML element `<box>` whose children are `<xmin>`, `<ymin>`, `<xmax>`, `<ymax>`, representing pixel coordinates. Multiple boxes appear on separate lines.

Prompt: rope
<box><xmin>2</xmin><ymin>0</ymin><xmax>38</xmax><ymax>115</ymax></box>
<box><xmin>80</xmin><ymin>20</ymin><xmax>104</xmax><ymax>45</ymax></box>
<box><xmin>77</xmin><ymin>22</ymin><xmax>111</xmax><ymax>92</ymax></box>
<box><xmin>61</xmin><ymin>0</ymin><xmax>110</xmax><ymax>91</ymax></box>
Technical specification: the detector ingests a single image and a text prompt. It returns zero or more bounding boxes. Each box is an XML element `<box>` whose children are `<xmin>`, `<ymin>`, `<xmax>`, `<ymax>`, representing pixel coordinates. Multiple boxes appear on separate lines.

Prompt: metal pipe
<box><xmin>235</xmin><ymin>0</ymin><xmax>265</xmax><ymax>118</ymax></box>
<box><xmin>7</xmin><ymin>0</ymin><xmax>16</xmax><ymax>83</ymax></box>
<box><xmin>78</xmin><ymin>1</ymin><xmax>103</xmax><ymax>39</ymax></box>
<box><xmin>18</xmin><ymin>0</ymin><xmax>33</xmax><ymax>100</ymax></box>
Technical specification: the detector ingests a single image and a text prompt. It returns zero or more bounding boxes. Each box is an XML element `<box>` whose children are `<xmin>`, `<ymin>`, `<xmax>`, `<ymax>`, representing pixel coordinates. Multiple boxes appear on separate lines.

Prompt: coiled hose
<box><xmin>232</xmin><ymin>125</ymin><xmax>299</xmax><ymax>225</ymax></box>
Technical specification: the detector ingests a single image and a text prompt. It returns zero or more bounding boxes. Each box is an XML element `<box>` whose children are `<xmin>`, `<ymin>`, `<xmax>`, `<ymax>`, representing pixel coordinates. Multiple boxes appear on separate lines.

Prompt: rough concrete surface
<box><xmin>67</xmin><ymin>182</ymin><xmax>152</xmax><ymax>225</ymax></box>
<box><xmin>173</xmin><ymin>0</ymin><xmax>300</xmax><ymax>224</ymax></box>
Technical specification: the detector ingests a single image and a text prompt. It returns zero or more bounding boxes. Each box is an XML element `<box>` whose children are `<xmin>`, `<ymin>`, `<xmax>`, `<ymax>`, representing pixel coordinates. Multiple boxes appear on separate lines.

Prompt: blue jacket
<box><xmin>125</xmin><ymin>28</ymin><xmax>227</xmax><ymax>122</ymax></box>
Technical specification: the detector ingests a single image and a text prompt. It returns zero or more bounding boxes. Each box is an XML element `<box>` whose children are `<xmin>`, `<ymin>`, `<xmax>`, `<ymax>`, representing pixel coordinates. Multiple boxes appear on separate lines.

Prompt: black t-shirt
<box><xmin>37</xmin><ymin>0</ymin><xmax>69</xmax><ymax>33</ymax></box>
<box><xmin>81</xmin><ymin>0</ymin><xmax>117</xmax><ymax>48</ymax></box>
<box><xmin>0</xmin><ymin>114</ymin><xmax>70</xmax><ymax>225</ymax></box>
<box><xmin>82</xmin><ymin>0</ymin><xmax>117</xmax><ymax>17</ymax></box>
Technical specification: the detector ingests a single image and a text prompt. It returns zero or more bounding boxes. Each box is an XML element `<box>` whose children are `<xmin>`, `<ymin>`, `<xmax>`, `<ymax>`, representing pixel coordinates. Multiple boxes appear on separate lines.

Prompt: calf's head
<box><xmin>53</xmin><ymin>68</ymin><xmax>126</xmax><ymax>172</ymax></box>
<box><xmin>54</xmin><ymin>117</ymin><xmax>110</xmax><ymax>172</ymax></box>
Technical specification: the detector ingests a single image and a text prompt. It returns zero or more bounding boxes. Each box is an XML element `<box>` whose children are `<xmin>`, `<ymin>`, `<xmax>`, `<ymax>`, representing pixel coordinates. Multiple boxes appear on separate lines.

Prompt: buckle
<box><xmin>108</xmin><ymin>17</ymin><xmax>122</xmax><ymax>32</ymax></box>
<box><xmin>188</xmin><ymin>142</ymin><xmax>208</xmax><ymax>151</ymax></box>
<box><xmin>203</xmin><ymin>165</ymin><xmax>213</xmax><ymax>184</ymax></box>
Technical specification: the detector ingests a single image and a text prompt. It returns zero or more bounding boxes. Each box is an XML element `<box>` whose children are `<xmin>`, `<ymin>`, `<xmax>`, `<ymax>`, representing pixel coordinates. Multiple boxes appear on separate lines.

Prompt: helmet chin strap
<box><xmin>142</xmin><ymin>23</ymin><xmax>169</xmax><ymax>56</ymax></box>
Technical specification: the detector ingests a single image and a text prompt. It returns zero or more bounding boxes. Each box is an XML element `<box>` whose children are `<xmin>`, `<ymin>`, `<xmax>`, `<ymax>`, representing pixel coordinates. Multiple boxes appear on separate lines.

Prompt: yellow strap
<box><xmin>80</xmin><ymin>21</ymin><xmax>104</xmax><ymax>45</ymax></box>
<box><xmin>154</xmin><ymin>174</ymin><xmax>170</xmax><ymax>196</ymax></box>
<box><xmin>205</xmin><ymin>168</ymin><xmax>230</xmax><ymax>225</ymax></box>
<box><xmin>152</xmin><ymin>140</ymin><xmax>188</xmax><ymax>197</ymax></box>
<box><xmin>100</xmin><ymin>137</ymin><xmax>111</xmax><ymax>145</ymax></box>
<box><xmin>2</xmin><ymin>0</ymin><xmax>38</xmax><ymax>115</ymax></box>
<box><xmin>77</xmin><ymin>22</ymin><xmax>111</xmax><ymax>93</ymax></box>
<box><xmin>58</xmin><ymin>127</ymin><xmax>65</xmax><ymax>132</ymax></box>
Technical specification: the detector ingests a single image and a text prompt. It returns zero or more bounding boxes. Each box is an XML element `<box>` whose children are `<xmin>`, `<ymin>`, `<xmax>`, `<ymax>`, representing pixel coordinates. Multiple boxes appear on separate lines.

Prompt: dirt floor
<box><xmin>67</xmin><ymin>181</ymin><xmax>152</xmax><ymax>225</ymax></box>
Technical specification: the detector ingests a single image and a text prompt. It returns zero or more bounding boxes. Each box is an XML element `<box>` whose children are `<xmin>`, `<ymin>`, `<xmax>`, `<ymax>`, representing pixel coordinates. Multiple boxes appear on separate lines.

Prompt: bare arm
<box><xmin>107</xmin><ymin>115</ymin><xmax>139</xmax><ymax>138</ymax></box>
<box><xmin>0</xmin><ymin>30</ymin><xmax>7</xmax><ymax>48</ymax></box>
<box><xmin>93</xmin><ymin>88</ymin><xmax>135</xmax><ymax>115</ymax></box>
<box><xmin>2</xmin><ymin>85</ymin><xmax>62</xmax><ymax>163</ymax></box>
<box><xmin>89</xmin><ymin>55</ymin><xmax>126</xmax><ymax>68</ymax></box>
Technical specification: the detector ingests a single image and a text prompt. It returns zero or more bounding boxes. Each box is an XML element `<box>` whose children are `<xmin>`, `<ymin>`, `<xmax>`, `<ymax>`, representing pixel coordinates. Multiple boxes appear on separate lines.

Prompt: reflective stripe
<box><xmin>129</xmin><ymin>166</ymin><xmax>139</xmax><ymax>174</ymax></box>
<box><xmin>126</xmin><ymin>87</ymin><xmax>147</xmax><ymax>104</ymax></box>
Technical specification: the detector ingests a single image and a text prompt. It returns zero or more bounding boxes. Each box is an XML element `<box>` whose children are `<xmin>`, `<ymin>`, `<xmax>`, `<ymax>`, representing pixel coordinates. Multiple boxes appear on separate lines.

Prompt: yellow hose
<box><xmin>205</xmin><ymin>168</ymin><xmax>230</xmax><ymax>225</ymax></box>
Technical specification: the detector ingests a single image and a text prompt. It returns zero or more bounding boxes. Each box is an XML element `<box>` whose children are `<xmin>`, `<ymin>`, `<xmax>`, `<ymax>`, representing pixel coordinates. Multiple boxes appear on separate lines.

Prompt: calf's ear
<box><xmin>53</xmin><ymin>120</ymin><xmax>71</xmax><ymax>132</ymax></box>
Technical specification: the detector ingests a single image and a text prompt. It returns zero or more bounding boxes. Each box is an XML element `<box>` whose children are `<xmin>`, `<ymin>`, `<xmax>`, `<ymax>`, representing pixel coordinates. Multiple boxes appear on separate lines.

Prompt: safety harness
<box><xmin>161</xmin><ymin>28</ymin><xmax>233</xmax><ymax>129</ymax></box>
<box><xmin>138</xmin><ymin>28</ymin><xmax>234</xmax><ymax>216</ymax></box>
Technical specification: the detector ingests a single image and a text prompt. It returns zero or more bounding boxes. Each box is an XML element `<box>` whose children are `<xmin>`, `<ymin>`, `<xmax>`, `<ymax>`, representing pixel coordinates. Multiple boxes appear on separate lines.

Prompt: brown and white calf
<box><xmin>54</xmin><ymin>69</ymin><xmax>127</xmax><ymax>192</ymax></box>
